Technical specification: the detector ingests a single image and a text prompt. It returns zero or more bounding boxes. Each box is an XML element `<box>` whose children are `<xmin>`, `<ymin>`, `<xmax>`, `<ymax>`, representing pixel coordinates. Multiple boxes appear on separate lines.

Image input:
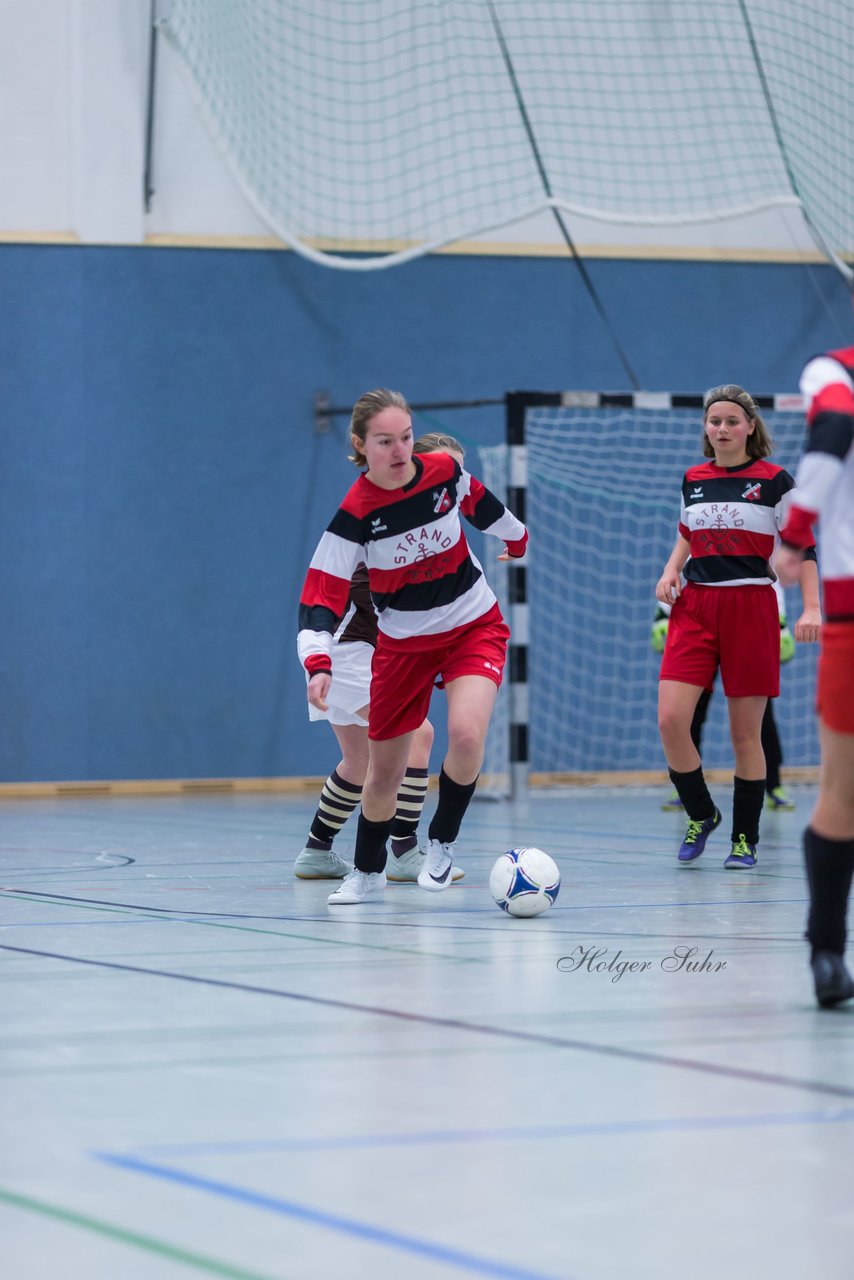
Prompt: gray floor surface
<box><xmin>2</xmin><ymin>786</ymin><xmax>852</xmax><ymax>1280</ymax></box>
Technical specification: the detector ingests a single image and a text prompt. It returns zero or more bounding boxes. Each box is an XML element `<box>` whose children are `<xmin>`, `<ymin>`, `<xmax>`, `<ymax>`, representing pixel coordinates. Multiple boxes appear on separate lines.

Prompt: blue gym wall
<box><xmin>1</xmin><ymin>243</ymin><xmax>849</xmax><ymax>782</ymax></box>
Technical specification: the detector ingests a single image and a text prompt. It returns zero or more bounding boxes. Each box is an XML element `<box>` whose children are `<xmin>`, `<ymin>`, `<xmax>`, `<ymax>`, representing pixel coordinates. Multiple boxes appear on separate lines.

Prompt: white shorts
<box><xmin>307</xmin><ymin>641</ymin><xmax>372</xmax><ymax>727</ymax></box>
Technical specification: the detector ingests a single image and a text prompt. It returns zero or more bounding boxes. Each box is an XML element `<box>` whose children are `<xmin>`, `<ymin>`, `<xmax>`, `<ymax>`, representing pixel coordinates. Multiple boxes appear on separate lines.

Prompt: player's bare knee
<box><xmin>658</xmin><ymin>708</ymin><xmax>689</xmax><ymax>746</ymax></box>
<box><xmin>449</xmin><ymin>722</ymin><xmax>486</xmax><ymax>765</ymax></box>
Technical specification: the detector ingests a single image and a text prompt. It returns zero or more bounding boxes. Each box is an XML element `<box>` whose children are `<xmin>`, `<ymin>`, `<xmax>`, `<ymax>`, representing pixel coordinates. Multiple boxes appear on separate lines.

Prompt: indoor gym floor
<box><xmin>1</xmin><ymin>785</ymin><xmax>852</xmax><ymax>1280</ymax></box>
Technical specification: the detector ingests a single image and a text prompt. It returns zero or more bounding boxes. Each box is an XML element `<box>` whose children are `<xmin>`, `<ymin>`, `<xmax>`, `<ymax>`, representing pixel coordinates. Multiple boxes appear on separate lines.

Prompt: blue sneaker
<box><xmin>724</xmin><ymin>835</ymin><xmax>758</xmax><ymax>869</ymax></box>
<box><xmin>765</xmin><ymin>786</ymin><xmax>795</xmax><ymax>811</ymax></box>
<box><xmin>677</xmin><ymin>808</ymin><xmax>721</xmax><ymax>864</ymax></box>
<box><xmin>661</xmin><ymin>790</ymin><xmax>684</xmax><ymax>812</ymax></box>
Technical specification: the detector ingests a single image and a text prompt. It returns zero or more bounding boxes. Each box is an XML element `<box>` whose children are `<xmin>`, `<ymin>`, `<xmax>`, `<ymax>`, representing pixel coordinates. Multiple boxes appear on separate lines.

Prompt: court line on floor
<box><xmin>0</xmin><ymin>884</ymin><xmax>809</xmax><ymax>951</ymax></box>
<box><xmin>0</xmin><ymin>890</ymin><xmax>481</xmax><ymax>964</ymax></box>
<box><xmin>1</xmin><ymin>884</ymin><xmax>810</xmax><ymax>928</ymax></box>
<box><xmin>0</xmin><ymin>916</ymin><xmax>803</xmax><ymax>946</ymax></box>
<box><xmin>129</xmin><ymin>1106</ymin><xmax>854</xmax><ymax>1159</ymax></box>
<box><xmin>3</xmin><ymin>943</ymin><xmax>852</xmax><ymax>1100</ymax></box>
<box><xmin>0</xmin><ymin>1186</ymin><xmax>287</xmax><ymax>1280</ymax></box>
<box><xmin>93</xmin><ymin>1154</ymin><xmax>570</xmax><ymax>1280</ymax></box>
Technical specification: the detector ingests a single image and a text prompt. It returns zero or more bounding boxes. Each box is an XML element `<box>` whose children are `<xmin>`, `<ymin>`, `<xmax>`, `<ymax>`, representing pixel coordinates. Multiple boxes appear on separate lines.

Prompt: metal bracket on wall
<box><xmin>313</xmin><ymin>391</ymin><xmax>332</xmax><ymax>434</ymax></box>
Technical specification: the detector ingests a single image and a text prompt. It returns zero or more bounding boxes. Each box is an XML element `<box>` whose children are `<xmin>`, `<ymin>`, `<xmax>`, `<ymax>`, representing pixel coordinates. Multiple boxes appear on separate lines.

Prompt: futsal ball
<box><xmin>489</xmin><ymin>847</ymin><xmax>560</xmax><ymax>917</ymax></box>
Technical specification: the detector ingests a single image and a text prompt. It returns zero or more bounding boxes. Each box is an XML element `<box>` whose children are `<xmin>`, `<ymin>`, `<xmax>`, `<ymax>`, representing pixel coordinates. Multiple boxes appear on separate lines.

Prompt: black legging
<box><xmin>690</xmin><ymin>688</ymin><xmax>782</xmax><ymax>793</ymax></box>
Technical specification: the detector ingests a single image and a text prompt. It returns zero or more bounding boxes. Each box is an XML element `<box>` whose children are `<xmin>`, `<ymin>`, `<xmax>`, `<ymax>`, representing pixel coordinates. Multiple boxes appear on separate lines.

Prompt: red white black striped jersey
<box><xmin>334</xmin><ymin>563</ymin><xmax>378</xmax><ymax>647</ymax></box>
<box><xmin>298</xmin><ymin>452</ymin><xmax>527</xmax><ymax>674</ymax></box>
<box><xmin>677</xmin><ymin>458</ymin><xmax>814</xmax><ymax>587</ymax></box>
<box><xmin>779</xmin><ymin>345</ymin><xmax>854</xmax><ymax>620</ymax></box>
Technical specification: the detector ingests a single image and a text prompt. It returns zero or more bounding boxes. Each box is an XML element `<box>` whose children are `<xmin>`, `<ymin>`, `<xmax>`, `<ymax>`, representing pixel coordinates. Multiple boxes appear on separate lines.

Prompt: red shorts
<box><xmin>368</xmin><ymin>605</ymin><xmax>510</xmax><ymax>740</ymax></box>
<box><xmin>817</xmin><ymin>622</ymin><xmax>854</xmax><ymax>733</ymax></box>
<box><xmin>659</xmin><ymin>582</ymin><xmax>779</xmax><ymax>698</ymax></box>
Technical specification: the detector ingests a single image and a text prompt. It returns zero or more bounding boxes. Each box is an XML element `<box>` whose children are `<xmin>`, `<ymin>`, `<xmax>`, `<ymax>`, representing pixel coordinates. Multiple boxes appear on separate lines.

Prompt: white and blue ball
<box><xmin>489</xmin><ymin>847</ymin><xmax>560</xmax><ymax>917</ymax></box>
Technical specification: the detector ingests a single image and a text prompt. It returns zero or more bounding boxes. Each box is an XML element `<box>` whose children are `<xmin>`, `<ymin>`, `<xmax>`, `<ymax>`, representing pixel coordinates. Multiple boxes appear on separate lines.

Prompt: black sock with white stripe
<box><xmin>390</xmin><ymin>767</ymin><xmax>429</xmax><ymax>858</ymax></box>
<box><xmin>306</xmin><ymin>769</ymin><xmax>363</xmax><ymax>850</ymax></box>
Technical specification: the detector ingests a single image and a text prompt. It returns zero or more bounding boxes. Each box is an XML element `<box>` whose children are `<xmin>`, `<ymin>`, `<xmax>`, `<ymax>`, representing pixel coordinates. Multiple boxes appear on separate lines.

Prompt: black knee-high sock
<box><xmin>731</xmin><ymin>776</ymin><xmax>765</xmax><ymax>845</ymax></box>
<box><xmin>761</xmin><ymin>702</ymin><xmax>783</xmax><ymax>793</ymax></box>
<box><xmin>668</xmin><ymin>766</ymin><xmax>716</xmax><ymax>823</ymax></box>
<box><xmin>390</xmin><ymin>767</ymin><xmax>429</xmax><ymax>857</ymax></box>
<box><xmin>428</xmin><ymin>767</ymin><xmax>477</xmax><ymax>845</ymax></box>
<box><xmin>804</xmin><ymin>827</ymin><xmax>854</xmax><ymax>955</ymax></box>
<box><xmin>353</xmin><ymin>813</ymin><xmax>393</xmax><ymax>874</ymax></box>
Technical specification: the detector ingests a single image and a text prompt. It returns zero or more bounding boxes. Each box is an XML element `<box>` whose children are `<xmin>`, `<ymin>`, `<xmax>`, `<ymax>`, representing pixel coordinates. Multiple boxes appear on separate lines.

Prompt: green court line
<box><xmin>0</xmin><ymin>889</ymin><xmax>481</xmax><ymax>964</ymax></box>
<box><xmin>0</xmin><ymin>1186</ymin><xmax>285</xmax><ymax>1280</ymax></box>
<box><xmin>0</xmin><ymin>1039</ymin><xmax>528</xmax><ymax>1079</ymax></box>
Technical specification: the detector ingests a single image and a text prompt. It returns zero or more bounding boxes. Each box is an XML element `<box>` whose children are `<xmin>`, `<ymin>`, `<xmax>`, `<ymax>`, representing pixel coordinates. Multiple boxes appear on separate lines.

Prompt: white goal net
<box><xmin>162</xmin><ymin>0</ymin><xmax>853</xmax><ymax>278</ymax></box>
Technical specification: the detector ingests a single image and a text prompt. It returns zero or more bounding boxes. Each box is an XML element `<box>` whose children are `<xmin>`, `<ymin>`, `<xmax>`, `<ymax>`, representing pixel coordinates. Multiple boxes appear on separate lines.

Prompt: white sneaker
<box><xmin>294</xmin><ymin>846</ymin><xmax>351</xmax><ymax>879</ymax></box>
<box><xmin>327</xmin><ymin>869</ymin><xmax>387</xmax><ymax>905</ymax></box>
<box><xmin>387</xmin><ymin>846</ymin><xmax>465</xmax><ymax>882</ymax></box>
<box><xmin>417</xmin><ymin>839</ymin><xmax>456</xmax><ymax>892</ymax></box>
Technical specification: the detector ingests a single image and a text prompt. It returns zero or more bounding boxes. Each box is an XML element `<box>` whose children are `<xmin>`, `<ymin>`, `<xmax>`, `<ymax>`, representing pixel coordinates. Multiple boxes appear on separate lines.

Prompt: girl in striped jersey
<box><xmin>298</xmin><ymin>390</ymin><xmax>527</xmax><ymax>904</ymax></box>
<box><xmin>775</xmin><ymin>343</ymin><xmax>854</xmax><ymax>1007</ymax></box>
<box><xmin>656</xmin><ymin>385</ymin><xmax>820</xmax><ymax>870</ymax></box>
<box><xmin>294</xmin><ymin>435</ymin><xmax>470</xmax><ymax>886</ymax></box>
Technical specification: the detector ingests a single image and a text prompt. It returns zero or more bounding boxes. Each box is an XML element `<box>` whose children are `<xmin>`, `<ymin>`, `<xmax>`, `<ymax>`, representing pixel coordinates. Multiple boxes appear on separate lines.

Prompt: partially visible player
<box><xmin>294</xmin><ymin>431</ymin><xmax>472</xmax><ymax>886</ymax></box>
<box><xmin>774</xmin><ymin>339</ymin><xmax>854</xmax><ymax>1007</ymax></box>
<box><xmin>299</xmin><ymin>392</ymin><xmax>526</xmax><ymax>905</ymax></box>
<box><xmin>656</xmin><ymin>385</ymin><xmax>820</xmax><ymax>869</ymax></box>
<box><xmin>294</xmin><ymin>562</ymin><xmax>441</xmax><ymax>882</ymax></box>
<box><xmin>653</xmin><ymin>580</ymin><xmax>798</xmax><ymax>811</ymax></box>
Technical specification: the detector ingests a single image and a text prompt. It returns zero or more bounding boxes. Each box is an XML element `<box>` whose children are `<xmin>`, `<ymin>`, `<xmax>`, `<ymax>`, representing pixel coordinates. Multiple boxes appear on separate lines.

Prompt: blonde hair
<box><xmin>348</xmin><ymin>388</ymin><xmax>411</xmax><ymax>468</ymax></box>
<box><xmin>702</xmin><ymin>384</ymin><xmax>772</xmax><ymax>459</ymax></box>
<box><xmin>413</xmin><ymin>431</ymin><xmax>465</xmax><ymax>460</ymax></box>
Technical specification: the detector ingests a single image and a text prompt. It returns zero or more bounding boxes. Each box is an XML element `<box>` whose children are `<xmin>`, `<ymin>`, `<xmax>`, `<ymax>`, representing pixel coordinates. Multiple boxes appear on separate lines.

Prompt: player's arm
<box><xmin>793</xmin><ymin>553</ymin><xmax>821</xmax><ymax>644</ymax></box>
<box><xmin>656</xmin><ymin>535</ymin><xmax>690</xmax><ymax>605</ymax></box>
<box><xmin>777</xmin><ymin>356</ymin><xmax>854</xmax><ymax>582</ymax></box>
<box><xmin>297</xmin><ymin>519</ymin><xmax>362</xmax><ymax>710</ymax></box>
<box><xmin>458</xmin><ymin>470</ymin><xmax>528</xmax><ymax>560</ymax></box>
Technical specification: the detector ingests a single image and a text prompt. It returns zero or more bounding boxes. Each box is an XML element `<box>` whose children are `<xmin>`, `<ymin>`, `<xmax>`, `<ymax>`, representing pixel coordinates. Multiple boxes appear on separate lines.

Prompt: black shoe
<box><xmin>811</xmin><ymin>951</ymin><xmax>854</xmax><ymax>1009</ymax></box>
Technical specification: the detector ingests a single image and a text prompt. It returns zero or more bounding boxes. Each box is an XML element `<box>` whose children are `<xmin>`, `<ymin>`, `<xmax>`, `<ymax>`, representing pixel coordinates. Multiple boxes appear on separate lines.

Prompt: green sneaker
<box><xmin>766</xmin><ymin>786</ymin><xmax>795</xmax><ymax>811</ymax></box>
<box><xmin>661</xmin><ymin>790</ymin><xmax>684</xmax><ymax>812</ymax></box>
<box><xmin>724</xmin><ymin>835</ymin><xmax>758</xmax><ymax>869</ymax></box>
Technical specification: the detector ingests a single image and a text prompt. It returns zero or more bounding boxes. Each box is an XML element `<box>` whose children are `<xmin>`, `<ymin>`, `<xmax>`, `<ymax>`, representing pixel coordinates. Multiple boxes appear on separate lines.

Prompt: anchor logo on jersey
<box><xmin>742</xmin><ymin>482</ymin><xmax>762</xmax><ymax>501</ymax></box>
<box><xmin>432</xmin><ymin>487</ymin><xmax>452</xmax><ymax>514</ymax></box>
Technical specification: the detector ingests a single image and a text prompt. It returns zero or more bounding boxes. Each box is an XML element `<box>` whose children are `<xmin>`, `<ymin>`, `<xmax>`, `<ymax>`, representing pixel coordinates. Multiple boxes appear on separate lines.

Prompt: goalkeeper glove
<box><xmin>651</xmin><ymin>606</ymin><xmax>669</xmax><ymax>654</ymax></box>
<box><xmin>780</xmin><ymin>616</ymin><xmax>795</xmax><ymax>664</ymax></box>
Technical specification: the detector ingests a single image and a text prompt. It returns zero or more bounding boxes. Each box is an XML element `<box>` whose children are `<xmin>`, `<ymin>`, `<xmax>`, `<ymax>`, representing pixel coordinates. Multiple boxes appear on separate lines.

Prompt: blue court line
<box><xmin>3</xmin><ymin>943</ymin><xmax>853</xmax><ymax>1101</ymax></box>
<box><xmin>94</xmin><ymin>1153</ymin><xmax>570</xmax><ymax>1280</ymax></box>
<box><xmin>130</xmin><ymin>1107</ymin><xmax>854</xmax><ymax>1160</ymax></box>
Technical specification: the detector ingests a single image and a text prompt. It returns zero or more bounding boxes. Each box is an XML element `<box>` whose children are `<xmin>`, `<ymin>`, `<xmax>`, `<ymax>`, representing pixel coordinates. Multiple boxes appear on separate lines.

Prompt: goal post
<box><xmin>477</xmin><ymin>389</ymin><xmax>819</xmax><ymax>796</ymax></box>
